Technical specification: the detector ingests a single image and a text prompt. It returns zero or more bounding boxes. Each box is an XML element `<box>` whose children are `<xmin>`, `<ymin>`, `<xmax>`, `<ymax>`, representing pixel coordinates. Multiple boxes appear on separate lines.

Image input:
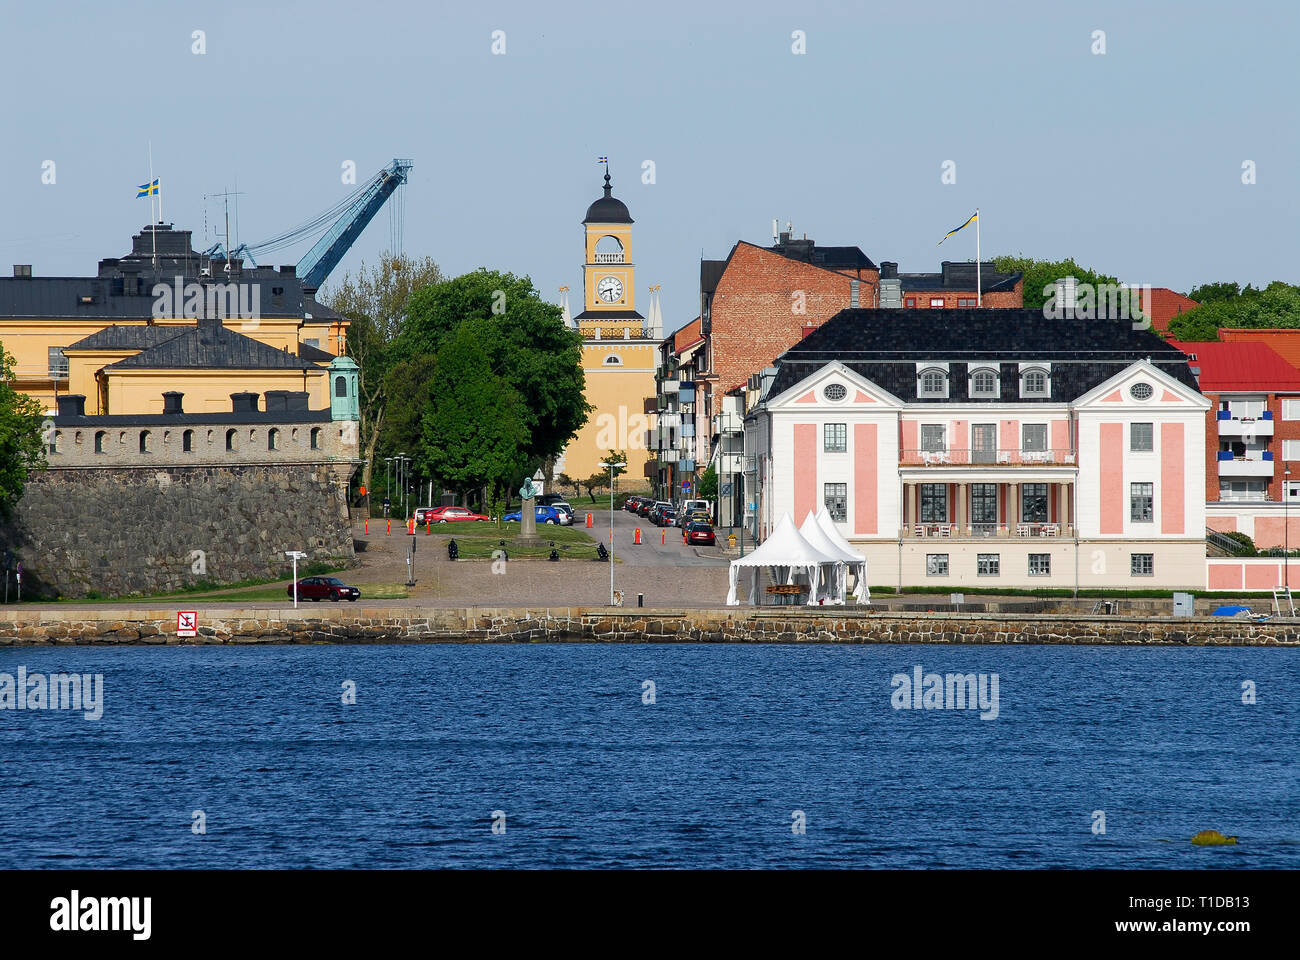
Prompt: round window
<box><xmin>823</xmin><ymin>383</ymin><xmax>847</xmax><ymax>401</ymax></box>
<box><xmin>1130</xmin><ymin>382</ymin><xmax>1154</xmax><ymax>401</ymax></box>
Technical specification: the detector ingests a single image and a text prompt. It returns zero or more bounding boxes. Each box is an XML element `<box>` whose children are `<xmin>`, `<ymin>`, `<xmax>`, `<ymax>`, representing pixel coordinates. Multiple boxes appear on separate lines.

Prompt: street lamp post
<box><xmin>384</xmin><ymin>457</ymin><xmax>394</xmax><ymax>516</ymax></box>
<box><xmin>285</xmin><ymin>550</ymin><xmax>307</xmax><ymax>608</ymax></box>
<box><xmin>1285</xmin><ymin>463</ymin><xmax>1291</xmax><ymax>595</ymax></box>
<box><xmin>599</xmin><ymin>460</ymin><xmax>616</xmax><ymax>605</ymax></box>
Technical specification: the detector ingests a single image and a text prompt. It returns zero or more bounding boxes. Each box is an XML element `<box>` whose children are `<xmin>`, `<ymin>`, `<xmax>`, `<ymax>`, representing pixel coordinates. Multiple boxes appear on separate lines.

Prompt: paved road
<box><xmin>576</xmin><ymin>503</ymin><xmax>730</xmax><ymax>568</ymax></box>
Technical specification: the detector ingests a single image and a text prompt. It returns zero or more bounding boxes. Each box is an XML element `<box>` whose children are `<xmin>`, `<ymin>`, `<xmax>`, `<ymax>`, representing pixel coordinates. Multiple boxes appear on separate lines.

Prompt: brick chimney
<box><xmin>162</xmin><ymin>392</ymin><xmax>184</xmax><ymax>415</ymax></box>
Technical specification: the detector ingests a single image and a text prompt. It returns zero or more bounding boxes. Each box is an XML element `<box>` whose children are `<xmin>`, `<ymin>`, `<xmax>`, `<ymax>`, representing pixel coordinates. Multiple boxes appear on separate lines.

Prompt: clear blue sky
<box><xmin>2</xmin><ymin>0</ymin><xmax>1296</xmax><ymax>335</ymax></box>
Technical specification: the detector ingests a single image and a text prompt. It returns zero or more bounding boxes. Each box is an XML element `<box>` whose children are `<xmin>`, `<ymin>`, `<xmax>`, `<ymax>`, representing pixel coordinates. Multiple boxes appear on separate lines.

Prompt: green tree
<box><xmin>556</xmin><ymin>472</ymin><xmax>577</xmax><ymax>498</ymax></box>
<box><xmin>697</xmin><ymin>465</ymin><xmax>719</xmax><ymax>500</ymax></box>
<box><xmin>420</xmin><ymin>319</ymin><xmax>528</xmax><ymax>505</ymax></box>
<box><xmin>1167</xmin><ymin>282</ymin><xmax>1300</xmax><ymax>342</ymax></box>
<box><xmin>582</xmin><ymin>471</ymin><xmax>607</xmax><ymax>503</ymax></box>
<box><xmin>404</xmin><ymin>269</ymin><xmax>591</xmax><ymax>467</ymax></box>
<box><xmin>322</xmin><ymin>252</ymin><xmax>445</xmax><ymax>500</ymax></box>
<box><xmin>0</xmin><ymin>343</ymin><xmax>45</xmax><ymax>517</ymax></box>
<box><xmin>991</xmin><ymin>255</ymin><xmax>1121</xmax><ymax>311</ymax></box>
<box><xmin>378</xmin><ymin>354</ymin><xmax>437</xmax><ymax>466</ymax></box>
<box><xmin>1187</xmin><ymin>281</ymin><xmax>1241</xmax><ymax>304</ymax></box>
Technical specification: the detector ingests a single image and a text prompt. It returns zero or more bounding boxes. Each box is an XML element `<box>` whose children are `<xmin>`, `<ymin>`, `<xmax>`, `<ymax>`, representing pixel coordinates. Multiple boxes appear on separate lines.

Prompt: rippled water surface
<box><xmin>1</xmin><ymin>644</ymin><xmax>1295</xmax><ymax>868</ymax></box>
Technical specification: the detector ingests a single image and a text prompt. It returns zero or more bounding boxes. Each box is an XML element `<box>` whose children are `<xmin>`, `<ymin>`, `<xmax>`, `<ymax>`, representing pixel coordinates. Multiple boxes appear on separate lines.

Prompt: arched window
<box><xmin>226</xmin><ymin>429</ymin><xmax>237</xmax><ymax>452</ymax></box>
<box><xmin>918</xmin><ymin>367</ymin><xmax>948</xmax><ymax>399</ymax></box>
<box><xmin>594</xmin><ymin>235</ymin><xmax>624</xmax><ymax>263</ymax></box>
<box><xmin>268</xmin><ymin>428</ymin><xmax>280</xmax><ymax>451</ymax></box>
<box><xmin>310</xmin><ymin>427</ymin><xmax>321</xmax><ymax>450</ymax></box>
<box><xmin>183</xmin><ymin>429</ymin><xmax>194</xmax><ymax>453</ymax></box>
<box><xmin>1021</xmin><ymin>368</ymin><xmax>1050</xmax><ymax>398</ymax></box>
<box><xmin>335</xmin><ymin>375</ymin><xmax>347</xmax><ymax>398</ymax></box>
<box><xmin>970</xmin><ymin>368</ymin><xmax>998</xmax><ymax>398</ymax></box>
<box><xmin>603</xmin><ymin>354</ymin><xmax>622</xmax><ymax>365</ymax></box>
<box><xmin>94</xmin><ymin>431</ymin><xmax>106</xmax><ymax>454</ymax></box>
<box><xmin>139</xmin><ymin>430</ymin><xmax>151</xmax><ymax>454</ymax></box>
<box><xmin>50</xmin><ymin>430</ymin><xmax>61</xmax><ymax>455</ymax></box>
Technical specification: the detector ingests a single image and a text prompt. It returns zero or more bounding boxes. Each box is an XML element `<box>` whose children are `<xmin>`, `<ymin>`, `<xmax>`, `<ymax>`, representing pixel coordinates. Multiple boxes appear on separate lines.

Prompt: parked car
<box><xmin>551</xmin><ymin>502</ymin><xmax>575</xmax><ymax>525</ymax></box>
<box><xmin>657</xmin><ymin>507</ymin><xmax>678</xmax><ymax>527</ymax></box>
<box><xmin>287</xmin><ymin>576</ymin><xmax>361</xmax><ymax>602</ymax></box>
<box><xmin>537</xmin><ymin>493</ymin><xmax>568</xmax><ymax>506</ymax></box>
<box><xmin>635</xmin><ymin>499</ymin><xmax>655</xmax><ymax>518</ymax></box>
<box><xmin>418</xmin><ymin>506</ymin><xmax>491</xmax><ymax>523</ymax></box>
<box><xmin>681</xmin><ymin>499</ymin><xmax>711</xmax><ymax>518</ymax></box>
<box><xmin>625</xmin><ymin>495</ymin><xmax>647</xmax><ymax>513</ymax></box>
<box><xmin>503</xmin><ymin>504</ymin><xmax>564</xmax><ymax>524</ymax></box>
<box><xmin>685</xmin><ymin>521</ymin><xmax>716</xmax><ymax>546</ymax></box>
<box><xmin>647</xmin><ymin>503</ymin><xmax>665</xmax><ymax>524</ymax></box>
<box><xmin>676</xmin><ymin>509</ymin><xmax>711</xmax><ymax>529</ymax></box>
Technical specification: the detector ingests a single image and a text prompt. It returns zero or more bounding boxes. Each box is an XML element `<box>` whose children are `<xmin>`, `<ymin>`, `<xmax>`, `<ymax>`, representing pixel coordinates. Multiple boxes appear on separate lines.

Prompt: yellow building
<box><xmin>556</xmin><ymin>169</ymin><xmax>661</xmax><ymax>490</ymax></box>
<box><xmin>1</xmin><ymin>223</ymin><xmax>347</xmax><ymax>415</ymax></box>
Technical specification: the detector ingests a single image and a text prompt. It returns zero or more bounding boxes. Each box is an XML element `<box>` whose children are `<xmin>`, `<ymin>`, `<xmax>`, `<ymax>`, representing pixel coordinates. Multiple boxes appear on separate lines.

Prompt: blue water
<box><xmin>0</xmin><ymin>644</ymin><xmax>1295</xmax><ymax>869</ymax></box>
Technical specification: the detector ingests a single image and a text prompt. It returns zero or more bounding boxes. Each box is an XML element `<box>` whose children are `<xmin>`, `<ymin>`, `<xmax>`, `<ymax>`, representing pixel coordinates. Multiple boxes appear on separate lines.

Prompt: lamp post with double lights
<box><xmin>285</xmin><ymin>550</ymin><xmax>308</xmax><ymax>608</ymax></box>
<box><xmin>599</xmin><ymin>460</ymin><xmax>616</xmax><ymax>605</ymax></box>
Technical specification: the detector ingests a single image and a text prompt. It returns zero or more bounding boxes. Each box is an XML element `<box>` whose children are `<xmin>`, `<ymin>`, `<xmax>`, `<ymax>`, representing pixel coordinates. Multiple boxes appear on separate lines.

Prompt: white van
<box><xmin>681</xmin><ymin>499</ymin><xmax>711</xmax><ymax>519</ymax></box>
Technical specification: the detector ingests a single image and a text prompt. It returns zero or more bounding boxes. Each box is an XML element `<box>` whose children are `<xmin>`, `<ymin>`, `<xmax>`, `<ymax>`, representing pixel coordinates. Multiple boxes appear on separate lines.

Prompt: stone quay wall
<box><xmin>0</xmin><ymin>463</ymin><xmax>355</xmax><ymax>600</ymax></box>
<box><xmin>1</xmin><ymin>607</ymin><xmax>1298</xmax><ymax>646</ymax></box>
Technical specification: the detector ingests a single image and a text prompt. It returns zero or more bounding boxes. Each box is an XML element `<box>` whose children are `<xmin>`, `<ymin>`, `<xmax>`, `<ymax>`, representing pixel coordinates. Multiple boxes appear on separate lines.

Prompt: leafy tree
<box><xmin>403</xmin><ymin>269</ymin><xmax>591</xmax><ymax>468</ymax></box>
<box><xmin>602</xmin><ymin>450</ymin><xmax>628</xmax><ymax>483</ymax></box>
<box><xmin>697</xmin><ymin>465</ymin><xmax>719</xmax><ymax>500</ymax></box>
<box><xmin>1167</xmin><ymin>282</ymin><xmax>1300</xmax><ymax>342</ymax></box>
<box><xmin>582</xmin><ymin>471</ymin><xmax>607</xmax><ymax>502</ymax></box>
<box><xmin>556</xmin><ymin>472</ymin><xmax>577</xmax><ymax>498</ymax></box>
<box><xmin>1187</xmin><ymin>282</ymin><xmax>1241</xmax><ymax>305</ymax></box>
<box><xmin>420</xmin><ymin>319</ymin><xmax>528</xmax><ymax>505</ymax></box>
<box><xmin>321</xmin><ymin>252</ymin><xmax>444</xmax><ymax>500</ymax></box>
<box><xmin>378</xmin><ymin>355</ymin><xmax>437</xmax><ymax>467</ymax></box>
<box><xmin>991</xmin><ymin>255</ymin><xmax>1121</xmax><ymax>311</ymax></box>
<box><xmin>0</xmin><ymin>343</ymin><xmax>45</xmax><ymax>517</ymax></box>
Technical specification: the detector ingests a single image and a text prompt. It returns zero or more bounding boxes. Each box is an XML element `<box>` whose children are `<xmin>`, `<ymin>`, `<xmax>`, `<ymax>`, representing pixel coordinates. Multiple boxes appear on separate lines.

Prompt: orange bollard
<box><xmin>586</xmin><ymin>513</ymin><xmax>593</xmax><ymax>528</ymax></box>
<box><xmin>364</xmin><ymin>518</ymin><xmax>369</xmax><ymax>534</ymax></box>
<box><xmin>408</xmin><ymin>518</ymin><xmax>415</xmax><ymax>535</ymax></box>
<box><xmin>426</xmin><ymin>520</ymin><xmax>431</xmax><ymax>535</ymax></box>
<box><xmin>387</xmin><ymin>518</ymin><xmax>391</xmax><ymax>535</ymax></box>
<box><xmin>634</xmin><ymin>528</ymin><xmax>641</xmax><ymax>544</ymax></box>
<box><xmin>661</xmin><ymin>530</ymin><xmax>666</xmax><ymax>545</ymax></box>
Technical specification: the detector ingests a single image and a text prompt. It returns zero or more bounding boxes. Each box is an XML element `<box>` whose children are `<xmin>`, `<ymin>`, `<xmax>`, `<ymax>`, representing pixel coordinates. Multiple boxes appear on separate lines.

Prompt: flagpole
<box><xmin>976</xmin><ymin>207</ymin><xmax>981</xmax><ymax>307</ymax></box>
<box><xmin>148</xmin><ymin>141</ymin><xmax>157</xmax><ymax>270</ymax></box>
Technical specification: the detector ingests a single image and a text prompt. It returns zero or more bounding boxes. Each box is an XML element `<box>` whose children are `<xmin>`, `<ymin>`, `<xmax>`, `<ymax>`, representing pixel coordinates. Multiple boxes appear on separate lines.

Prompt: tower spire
<box><xmin>603</xmin><ymin>166</ymin><xmax>612</xmax><ymax>197</ymax></box>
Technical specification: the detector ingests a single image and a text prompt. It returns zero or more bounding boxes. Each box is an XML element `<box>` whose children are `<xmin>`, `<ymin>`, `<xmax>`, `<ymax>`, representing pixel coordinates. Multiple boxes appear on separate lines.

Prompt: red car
<box><xmin>685</xmin><ymin>521</ymin><xmax>716</xmax><ymax>546</ymax></box>
<box><xmin>417</xmin><ymin>506</ymin><xmax>491</xmax><ymax>523</ymax></box>
<box><xmin>287</xmin><ymin>576</ymin><xmax>361</xmax><ymax>602</ymax></box>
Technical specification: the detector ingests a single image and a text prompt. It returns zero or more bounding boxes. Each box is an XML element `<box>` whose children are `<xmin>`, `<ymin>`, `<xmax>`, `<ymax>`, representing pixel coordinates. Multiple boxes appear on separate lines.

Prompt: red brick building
<box><xmin>1171</xmin><ymin>339</ymin><xmax>1300</xmax><ymax>548</ymax></box>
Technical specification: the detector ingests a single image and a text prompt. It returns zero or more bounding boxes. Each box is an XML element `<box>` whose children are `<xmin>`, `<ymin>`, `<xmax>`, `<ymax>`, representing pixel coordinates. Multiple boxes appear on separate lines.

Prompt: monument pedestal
<box><xmin>514</xmin><ymin>496</ymin><xmax>545</xmax><ymax>547</ymax></box>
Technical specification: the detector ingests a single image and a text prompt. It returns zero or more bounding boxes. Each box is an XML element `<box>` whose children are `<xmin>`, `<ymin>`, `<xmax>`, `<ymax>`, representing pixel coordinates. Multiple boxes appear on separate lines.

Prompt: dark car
<box><xmin>636</xmin><ymin>499</ymin><xmax>655</xmax><ymax>518</ymax></box>
<box><xmin>676</xmin><ymin>509</ymin><xmax>711</xmax><ymax>529</ymax></box>
<box><xmin>288</xmin><ymin>576</ymin><xmax>361</xmax><ymax>602</ymax></box>
<box><xmin>685</xmin><ymin>521</ymin><xmax>716</xmax><ymax>546</ymax></box>
<box><xmin>657</xmin><ymin>507</ymin><xmax>678</xmax><ymax>527</ymax></box>
<box><xmin>625</xmin><ymin>496</ymin><xmax>646</xmax><ymax>513</ymax></box>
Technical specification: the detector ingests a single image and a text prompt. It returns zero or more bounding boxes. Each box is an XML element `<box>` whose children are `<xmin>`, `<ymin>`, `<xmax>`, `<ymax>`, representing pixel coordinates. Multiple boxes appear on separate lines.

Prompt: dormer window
<box><xmin>969</xmin><ymin>367</ymin><xmax>999</xmax><ymax>398</ymax></box>
<box><xmin>1020</xmin><ymin>367</ymin><xmax>1050</xmax><ymax>398</ymax></box>
<box><xmin>918</xmin><ymin>367</ymin><xmax>949</xmax><ymax>399</ymax></box>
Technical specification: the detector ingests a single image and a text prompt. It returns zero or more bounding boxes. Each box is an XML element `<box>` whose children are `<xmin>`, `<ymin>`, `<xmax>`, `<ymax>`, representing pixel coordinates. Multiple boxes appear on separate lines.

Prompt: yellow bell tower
<box><xmin>579</xmin><ymin>167</ymin><xmax>636</xmax><ymax>320</ymax></box>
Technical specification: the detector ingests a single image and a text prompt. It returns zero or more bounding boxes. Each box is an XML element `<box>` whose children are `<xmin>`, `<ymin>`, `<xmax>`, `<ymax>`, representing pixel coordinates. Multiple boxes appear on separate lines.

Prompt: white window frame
<box><xmin>926</xmin><ymin>553</ymin><xmax>950</xmax><ymax>576</ymax></box>
<box><xmin>1131</xmin><ymin>422</ymin><xmax>1154</xmax><ymax>452</ymax></box>
<box><xmin>1282</xmin><ymin>399</ymin><xmax>1300</xmax><ymax>420</ymax></box>
<box><xmin>969</xmin><ymin>366</ymin><xmax>999</xmax><ymax>398</ymax></box>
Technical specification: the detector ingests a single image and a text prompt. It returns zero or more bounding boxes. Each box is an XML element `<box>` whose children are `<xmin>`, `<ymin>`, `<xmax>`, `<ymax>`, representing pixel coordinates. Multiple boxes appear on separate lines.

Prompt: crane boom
<box><xmin>297</xmin><ymin>159</ymin><xmax>413</xmax><ymax>289</ymax></box>
<box><xmin>200</xmin><ymin>158</ymin><xmax>413</xmax><ymax>289</ymax></box>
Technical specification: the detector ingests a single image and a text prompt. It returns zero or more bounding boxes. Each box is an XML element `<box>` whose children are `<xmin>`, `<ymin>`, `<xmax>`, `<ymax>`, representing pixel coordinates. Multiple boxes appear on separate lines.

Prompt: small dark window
<box><xmin>335</xmin><ymin>376</ymin><xmax>347</xmax><ymax>398</ymax></box>
<box><xmin>183</xmin><ymin>429</ymin><xmax>193</xmax><ymax>452</ymax></box>
<box><xmin>139</xmin><ymin>430</ymin><xmax>151</xmax><ymax>454</ymax></box>
<box><xmin>310</xmin><ymin>427</ymin><xmax>321</xmax><ymax>450</ymax></box>
<box><xmin>268</xmin><ymin>428</ymin><xmax>280</xmax><ymax>451</ymax></box>
<box><xmin>94</xmin><ymin>431</ymin><xmax>106</xmax><ymax>454</ymax></box>
<box><xmin>226</xmin><ymin>429</ymin><xmax>237</xmax><ymax>452</ymax></box>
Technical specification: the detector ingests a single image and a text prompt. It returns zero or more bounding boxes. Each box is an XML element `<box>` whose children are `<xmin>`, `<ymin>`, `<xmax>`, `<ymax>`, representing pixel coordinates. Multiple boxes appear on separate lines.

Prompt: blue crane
<box><xmin>203</xmin><ymin>159</ymin><xmax>413</xmax><ymax>288</ymax></box>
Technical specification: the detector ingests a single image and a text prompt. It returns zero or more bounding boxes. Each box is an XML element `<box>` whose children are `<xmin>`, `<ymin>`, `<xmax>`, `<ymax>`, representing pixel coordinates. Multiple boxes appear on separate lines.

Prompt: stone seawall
<box><xmin>0</xmin><ymin>464</ymin><xmax>355</xmax><ymax>600</ymax></box>
<box><xmin>2</xmin><ymin>607</ymin><xmax>1298</xmax><ymax>646</ymax></box>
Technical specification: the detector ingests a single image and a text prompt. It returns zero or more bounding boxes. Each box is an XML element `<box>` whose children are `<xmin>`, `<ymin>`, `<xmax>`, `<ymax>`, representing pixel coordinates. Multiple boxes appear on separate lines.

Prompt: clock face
<box><xmin>597</xmin><ymin>276</ymin><xmax>624</xmax><ymax>303</ymax></box>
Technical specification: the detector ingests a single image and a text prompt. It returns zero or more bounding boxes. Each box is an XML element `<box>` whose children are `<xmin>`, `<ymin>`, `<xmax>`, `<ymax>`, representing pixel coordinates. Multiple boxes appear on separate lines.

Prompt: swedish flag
<box><xmin>938</xmin><ymin>211</ymin><xmax>977</xmax><ymax>245</ymax></box>
<box><xmin>137</xmin><ymin>178</ymin><xmax>159</xmax><ymax>198</ymax></box>
<box><xmin>596</xmin><ymin>156</ymin><xmax>608</xmax><ymax>164</ymax></box>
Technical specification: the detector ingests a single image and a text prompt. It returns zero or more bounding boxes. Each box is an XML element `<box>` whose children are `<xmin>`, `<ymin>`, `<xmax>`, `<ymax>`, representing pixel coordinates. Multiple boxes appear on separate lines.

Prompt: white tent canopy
<box><xmin>815</xmin><ymin>509</ymin><xmax>870</xmax><ymax>604</ymax></box>
<box><xmin>798</xmin><ymin>512</ymin><xmax>858</xmax><ymax>605</ymax></box>
<box><xmin>725</xmin><ymin>513</ymin><xmax>839</xmax><ymax>606</ymax></box>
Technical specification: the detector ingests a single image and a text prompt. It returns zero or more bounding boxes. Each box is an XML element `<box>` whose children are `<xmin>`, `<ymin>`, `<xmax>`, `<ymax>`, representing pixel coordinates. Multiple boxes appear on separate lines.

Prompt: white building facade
<box><xmin>746</xmin><ymin>310</ymin><xmax>1211</xmax><ymax>591</ymax></box>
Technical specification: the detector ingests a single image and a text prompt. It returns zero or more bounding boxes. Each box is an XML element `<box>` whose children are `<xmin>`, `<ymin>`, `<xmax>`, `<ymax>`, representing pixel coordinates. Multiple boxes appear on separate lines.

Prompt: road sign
<box><xmin>177</xmin><ymin>611</ymin><xmax>198</xmax><ymax>638</ymax></box>
<box><xmin>721</xmin><ymin>482</ymin><xmax>733</xmax><ymax>496</ymax></box>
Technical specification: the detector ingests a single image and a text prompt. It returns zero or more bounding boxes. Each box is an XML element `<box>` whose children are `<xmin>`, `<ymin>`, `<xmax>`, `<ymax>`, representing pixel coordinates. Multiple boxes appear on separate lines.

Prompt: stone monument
<box><xmin>515</xmin><ymin>476</ymin><xmax>544</xmax><ymax>547</ymax></box>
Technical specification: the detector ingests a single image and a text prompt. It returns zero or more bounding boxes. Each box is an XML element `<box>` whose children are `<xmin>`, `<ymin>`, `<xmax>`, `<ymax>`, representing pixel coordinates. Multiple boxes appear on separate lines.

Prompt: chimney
<box><xmin>800</xmin><ymin>321</ymin><xmax>816</xmax><ymax>339</ymax></box>
<box><xmin>879</xmin><ymin>262</ymin><xmax>898</xmax><ymax>280</ymax></box>
<box><xmin>264</xmin><ymin>390</ymin><xmax>289</xmax><ymax>412</ymax></box>
<box><xmin>162</xmin><ymin>392</ymin><xmax>184</xmax><ymax>415</ymax></box>
<box><xmin>286</xmin><ymin>391</ymin><xmax>310</xmax><ymax>412</ymax></box>
<box><xmin>55</xmin><ymin>394</ymin><xmax>86</xmax><ymax>417</ymax></box>
<box><xmin>850</xmin><ymin>279</ymin><xmax>860</xmax><ymax>308</ymax></box>
<box><xmin>1055</xmin><ymin>276</ymin><xmax>1078</xmax><ymax>311</ymax></box>
<box><xmin>230</xmin><ymin>392</ymin><xmax>259</xmax><ymax>413</ymax></box>
<box><xmin>13</xmin><ymin>265</ymin><xmax>32</xmax><ymax>278</ymax></box>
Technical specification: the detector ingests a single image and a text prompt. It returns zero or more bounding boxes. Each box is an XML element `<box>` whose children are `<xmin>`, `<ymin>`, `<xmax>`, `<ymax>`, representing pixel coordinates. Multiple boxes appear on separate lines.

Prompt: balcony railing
<box><xmin>901</xmin><ymin>448</ymin><xmax>1076</xmax><ymax>466</ymax></box>
<box><xmin>592</xmin><ymin>252</ymin><xmax>624</xmax><ymax>263</ymax></box>
<box><xmin>1217</xmin><ymin>452</ymin><xmax>1274</xmax><ymax>477</ymax></box>
<box><xmin>903</xmin><ymin>523</ymin><xmax>1071</xmax><ymax>539</ymax></box>
<box><xmin>1217</xmin><ymin>412</ymin><xmax>1274</xmax><ymax>437</ymax></box>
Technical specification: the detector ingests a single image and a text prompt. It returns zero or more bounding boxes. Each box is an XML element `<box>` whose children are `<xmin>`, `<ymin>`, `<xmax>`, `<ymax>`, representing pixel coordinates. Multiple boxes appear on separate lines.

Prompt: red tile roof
<box><xmin>1169</xmin><ymin>339</ymin><xmax>1300</xmax><ymax>392</ymax></box>
<box><xmin>1141</xmin><ymin>288</ymin><xmax>1199</xmax><ymax>332</ymax></box>
<box><xmin>1218</xmin><ymin>328</ymin><xmax>1300</xmax><ymax>371</ymax></box>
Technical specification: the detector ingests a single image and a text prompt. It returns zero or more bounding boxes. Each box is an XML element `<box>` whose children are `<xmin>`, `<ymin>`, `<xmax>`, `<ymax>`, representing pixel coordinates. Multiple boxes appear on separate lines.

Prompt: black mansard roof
<box><xmin>769</xmin><ymin>307</ymin><xmax>1200</xmax><ymax>403</ymax></box>
<box><xmin>105</xmin><ymin>320</ymin><xmax>320</xmax><ymax>371</ymax></box>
